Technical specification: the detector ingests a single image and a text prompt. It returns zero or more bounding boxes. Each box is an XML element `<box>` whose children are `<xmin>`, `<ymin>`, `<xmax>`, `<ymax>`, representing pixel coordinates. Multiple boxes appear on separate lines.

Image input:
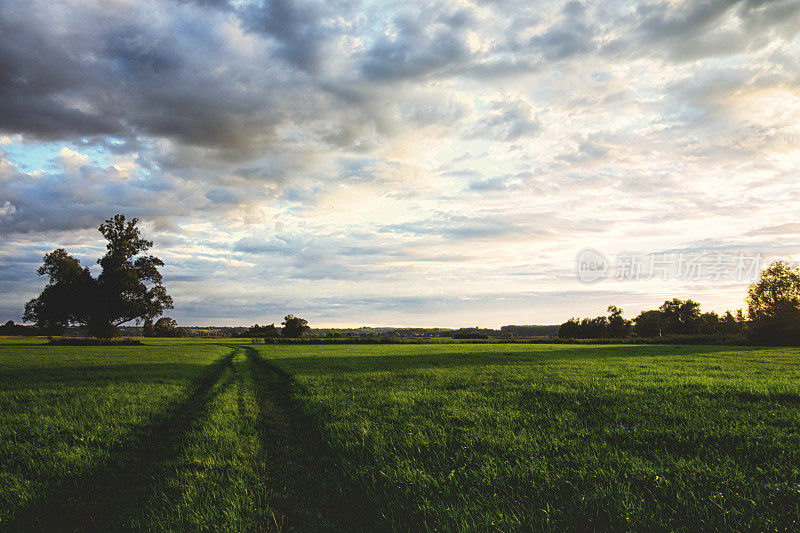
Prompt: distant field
<box><xmin>1</xmin><ymin>339</ymin><xmax>798</xmax><ymax>530</ymax></box>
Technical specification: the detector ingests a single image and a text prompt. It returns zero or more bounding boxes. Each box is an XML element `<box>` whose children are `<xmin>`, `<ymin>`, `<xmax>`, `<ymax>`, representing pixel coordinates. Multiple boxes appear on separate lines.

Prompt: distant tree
<box><xmin>634</xmin><ymin>310</ymin><xmax>666</xmax><ymax>337</ymax></box>
<box><xmin>23</xmin><ymin>215</ymin><xmax>173</xmax><ymax>337</ymax></box>
<box><xmin>747</xmin><ymin>261</ymin><xmax>800</xmax><ymax>343</ymax></box>
<box><xmin>153</xmin><ymin>317</ymin><xmax>179</xmax><ymax>337</ymax></box>
<box><xmin>558</xmin><ymin>313</ymin><xmax>620</xmax><ymax>339</ymax></box>
<box><xmin>243</xmin><ymin>323</ymin><xmax>279</xmax><ymax>338</ymax></box>
<box><xmin>281</xmin><ymin>314</ymin><xmax>310</xmax><ymax>338</ymax></box>
<box><xmin>581</xmin><ymin>316</ymin><xmax>609</xmax><ymax>338</ymax></box>
<box><xmin>0</xmin><ymin>320</ymin><xmax>44</xmax><ymax>336</ymax></box>
<box><xmin>142</xmin><ymin>318</ymin><xmax>155</xmax><ymax>337</ymax></box>
<box><xmin>719</xmin><ymin>309</ymin><xmax>745</xmax><ymax>336</ymax></box>
<box><xmin>500</xmin><ymin>325</ymin><xmax>560</xmax><ymax>337</ymax></box>
<box><xmin>697</xmin><ymin>311</ymin><xmax>720</xmax><ymax>335</ymax></box>
<box><xmin>607</xmin><ymin>305</ymin><xmax>631</xmax><ymax>338</ymax></box>
<box><xmin>558</xmin><ymin>318</ymin><xmax>581</xmax><ymax>338</ymax></box>
<box><xmin>659</xmin><ymin>298</ymin><xmax>701</xmax><ymax>334</ymax></box>
<box><xmin>262</xmin><ymin>323</ymin><xmax>279</xmax><ymax>337</ymax></box>
<box><xmin>452</xmin><ymin>328</ymin><xmax>490</xmax><ymax>339</ymax></box>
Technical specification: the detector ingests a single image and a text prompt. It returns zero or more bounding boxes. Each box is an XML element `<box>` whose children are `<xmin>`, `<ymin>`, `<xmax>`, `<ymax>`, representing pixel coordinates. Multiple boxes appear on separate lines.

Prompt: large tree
<box><xmin>281</xmin><ymin>314</ymin><xmax>310</xmax><ymax>338</ymax></box>
<box><xmin>24</xmin><ymin>214</ymin><xmax>173</xmax><ymax>337</ymax></box>
<box><xmin>747</xmin><ymin>260</ymin><xmax>800</xmax><ymax>343</ymax></box>
<box><xmin>658</xmin><ymin>298</ymin><xmax>701</xmax><ymax>334</ymax></box>
<box><xmin>634</xmin><ymin>310</ymin><xmax>665</xmax><ymax>337</ymax></box>
<box><xmin>607</xmin><ymin>305</ymin><xmax>631</xmax><ymax>338</ymax></box>
<box><xmin>153</xmin><ymin>317</ymin><xmax>180</xmax><ymax>337</ymax></box>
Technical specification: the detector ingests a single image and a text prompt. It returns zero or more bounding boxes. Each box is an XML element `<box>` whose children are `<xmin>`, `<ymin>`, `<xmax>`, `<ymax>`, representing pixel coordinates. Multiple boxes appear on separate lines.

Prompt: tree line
<box><xmin>558</xmin><ymin>261</ymin><xmax>799</xmax><ymax>343</ymax></box>
<box><xmin>558</xmin><ymin>301</ymin><xmax>745</xmax><ymax>339</ymax></box>
<box><xmin>237</xmin><ymin>315</ymin><xmax>311</xmax><ymax>338</ymax></box>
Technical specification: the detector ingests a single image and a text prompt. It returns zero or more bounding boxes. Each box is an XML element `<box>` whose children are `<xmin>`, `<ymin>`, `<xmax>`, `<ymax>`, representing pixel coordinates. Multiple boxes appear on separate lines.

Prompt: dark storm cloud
<box><xmin>0</xmin><ymin>0</ymin><xmax>297</xmax><ymax>161</ymax></box>
<box><xmin>205</xmin><ymin>187</ymin><xmax>246</xmax><ymax>205</ymax></box>
<box><xmin>0</xmin><ymin>4</ymin><xmax>124</xmax><ymax>139</ymax></box>
<box><xmin>242</xmin><ymin>0</ymin><xmax>336</xmax><ymax>73</ymax></box>
<box><xmin>1</xmin><ymin>0</ymin><xmax>797</xmax><ymax>157</ymax></box>
<box><xmin>0</xmin><ymin>3</ymin><xmax>122</xmax><ymax>138</ymax></box>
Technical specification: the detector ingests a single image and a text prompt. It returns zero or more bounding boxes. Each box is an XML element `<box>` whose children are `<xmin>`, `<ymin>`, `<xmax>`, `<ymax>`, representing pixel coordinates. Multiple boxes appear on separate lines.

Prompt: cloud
<box><xmin>746</xmin><ymin>223</ymin><xmax>800</xmax><ymax>237</ymax></box>
<box><xmin>465</xmin><ymin>100</ymin><xmax>541</xmax><ymax>142</ymax></box>
<box><xmin>1</xmin><ymin>0</ymin><xmax>799</xmax><ymax>326</ymax></box>
<box><xmin>556</xmin><ymin>138</ymin><xmax>609</xmax><ymax>164</ymax></box>
<box><xmin>381</xmin><ymin>213</ymin><xmax>526</xmax><ymax>240</ymax></box>
<box><xmin>529</xmin><ymin>1</ymin><xmax>596</xmax><ymax>61</ymax></box>
<box><xmin>0</xmin><ymin>0</ymin><xmax>305</xmax><ymax>162</ymax></box>
<box><xmin>468</xmin><ymin>172</ymin><xmax>530</xmax><ymax>192</ymax></box>
<box><xmin>205</xmin><ymin>187</ymin><xmax>245</xmax><ymax>205</ymax></box>
<box><xmin>603</xmin><ymin>0</ymin><xmax>800</xmax><ymax>61</ymax></box>
<box><xmin>242</xmin><ymin>0</ymin><xmax>335</xmax><ymax>73</ymax></box>
<box><xmin>360</xmin><ymin>10</ymin><xmax>472</xmax><ymax>81</ymax></box>
<box><xmin>0</xmin><ymin>149</ymin><xmax>210</xmax><ymax>234</ymax></box>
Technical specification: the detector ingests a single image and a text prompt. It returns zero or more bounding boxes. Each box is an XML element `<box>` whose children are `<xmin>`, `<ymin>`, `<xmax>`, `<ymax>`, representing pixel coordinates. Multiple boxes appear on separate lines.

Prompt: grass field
<box><xmin>1</xmin><ymin>339</ymin><xmax>798</xmax><ymax>530</ymax></box>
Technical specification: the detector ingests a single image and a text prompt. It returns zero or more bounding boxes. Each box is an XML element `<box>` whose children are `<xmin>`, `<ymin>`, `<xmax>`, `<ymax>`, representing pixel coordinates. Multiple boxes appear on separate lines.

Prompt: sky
<box><xmin>1</xmin><ymin>0</ymin><xmax>799</xmax><ymax>327</ymax></box>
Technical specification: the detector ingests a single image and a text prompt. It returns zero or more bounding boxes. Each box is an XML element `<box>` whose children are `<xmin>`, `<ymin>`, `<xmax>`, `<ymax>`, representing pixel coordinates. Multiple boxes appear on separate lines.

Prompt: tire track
<box><xmin>9</xmin><ymin>347</ymin><xmax>239</xmax><ymax>532</ymax></box>
<box><xmin>244</xmin><ymin>346</ymin><xmax>378</xmax><ymax>531</ymax></box>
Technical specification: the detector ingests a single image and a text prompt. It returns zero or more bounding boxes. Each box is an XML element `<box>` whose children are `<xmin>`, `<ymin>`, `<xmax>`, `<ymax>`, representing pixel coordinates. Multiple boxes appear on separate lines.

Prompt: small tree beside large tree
<box><xmin>23</xmin><ymin>214</ymin><xmax>173</xmax><ymax>337</ymax></box>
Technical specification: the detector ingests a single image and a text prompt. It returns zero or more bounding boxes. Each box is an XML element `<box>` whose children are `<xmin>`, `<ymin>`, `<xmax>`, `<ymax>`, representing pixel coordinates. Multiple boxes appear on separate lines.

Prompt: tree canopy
<box><xmin>747</xmin><ymin>260</ymin><xmax>800</xmax><ymax>343</ymax></box>
<box><xmin>153</xmin><ymin>317</ymin><xmax>185</xmax><ymax>337</ymax></box>
<box><xmin>281</xmin><ymin>315</ymin><xmax>310</xmax><ymax>338</ymax></box>
<box><xmin>658</xmin><ymin>298</ymin><xmax>701</xmax><ymax>334</ymax></box>
<box><xmin>23</xmin><ymin>214</ymin><xmax>173</xmax><ymax>337</ymax></box>
<box><xmin>558</xmin><ymin>306</ymin><xmax>631</xmax><ymax>339</ymax></box>
<box><xmin>22</xmin><ymin>249</ymin><xmax>95</xmax><ymax>333</ymax></box>
<box><xmin>633</xmin><ymin>310</ymin><xmax>666</xmax><ymax>337</ymax></box>
<box><xmin>241</xmin><ymin>323</ymin><xmax>280</xmax><ymax>338</ymax></box>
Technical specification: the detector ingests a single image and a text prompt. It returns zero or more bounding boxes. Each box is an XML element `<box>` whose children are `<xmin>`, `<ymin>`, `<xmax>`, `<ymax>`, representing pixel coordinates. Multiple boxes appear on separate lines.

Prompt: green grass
<box><xmin>0</xmin><ymin>339</ymin><xmax>233</xmax><ymax>528</ymax></box>
<box><xmin>1</xmin><ymin>339</ymin><xmax>799</xmax><ymax>530</ymax></box>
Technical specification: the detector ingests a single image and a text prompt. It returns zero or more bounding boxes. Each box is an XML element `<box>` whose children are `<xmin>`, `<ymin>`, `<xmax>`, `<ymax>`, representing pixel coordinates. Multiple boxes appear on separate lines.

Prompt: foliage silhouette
<box><xmin>24</xmin><ymin>215</ymin><xmax>172</xmax><ymax>337</ymax></box>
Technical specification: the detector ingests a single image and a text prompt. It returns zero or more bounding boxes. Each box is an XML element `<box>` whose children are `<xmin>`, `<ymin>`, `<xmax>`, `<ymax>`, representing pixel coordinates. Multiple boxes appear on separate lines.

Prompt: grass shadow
<box><xmin>8</xmin><ymin>347</ymin><xmax>238</xmax><ymax>531</ymax></box>
<box><xmin>245</xmin><ymin>347</ymin><xmax>383</xmax><ymax>531</ymax></box>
